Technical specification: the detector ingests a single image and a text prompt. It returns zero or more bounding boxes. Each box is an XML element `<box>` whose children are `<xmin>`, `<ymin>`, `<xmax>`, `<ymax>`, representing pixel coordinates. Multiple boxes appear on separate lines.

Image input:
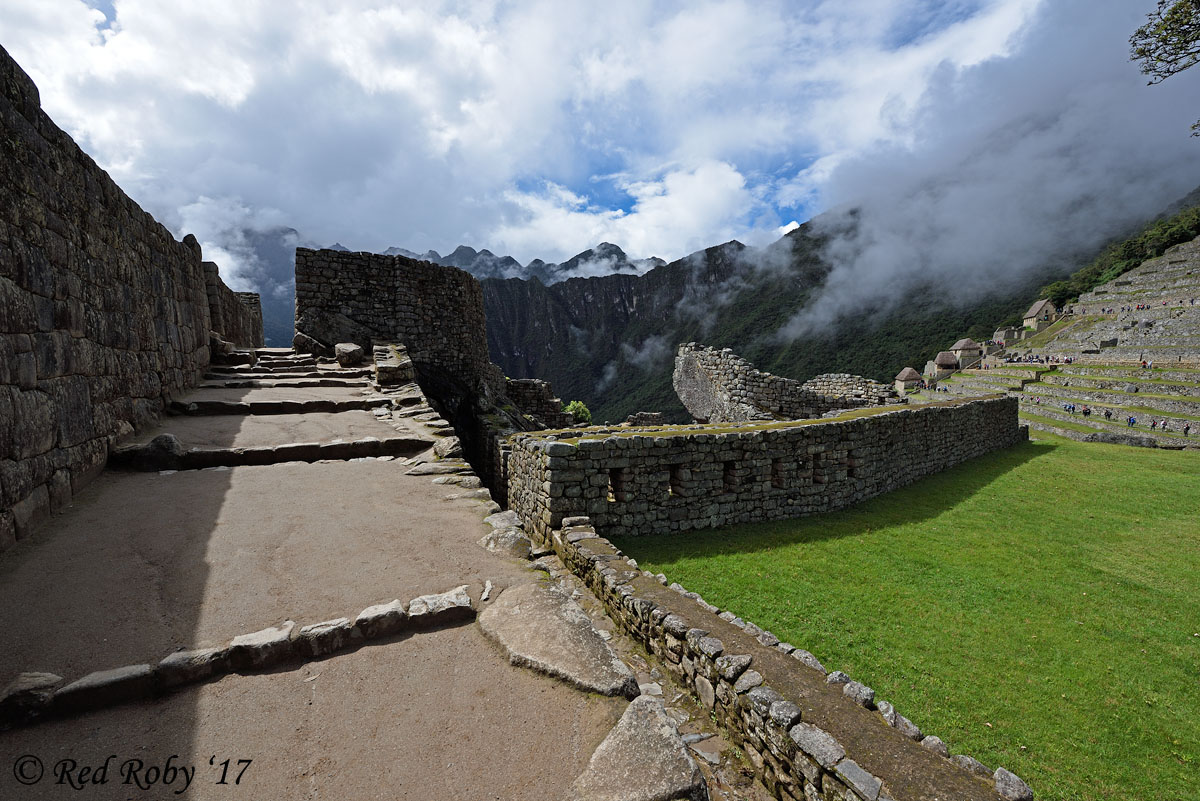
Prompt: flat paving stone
<box><xmin>569</xmin><ymin>695</ymin><xmax>708</xmax><ymax>801</ymax></box>
<box><xmin>0</xmin><ymin>460</ymin><xmax>528</xmax><ymax>684</ymax></box>
<box><xmin>479</xmin><ymin>583</ymin><xmax>638</xmax><ymax>698</ymax></box>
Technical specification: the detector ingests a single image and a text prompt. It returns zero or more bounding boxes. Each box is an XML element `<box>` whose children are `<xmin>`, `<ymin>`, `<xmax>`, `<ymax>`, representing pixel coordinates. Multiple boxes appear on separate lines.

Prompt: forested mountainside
<box><xmin>482</xmin><ymin>224</ymin><xmax>1044</xmax><ymax>423</ymax></box>
<box><xmin>483</xmin><ymin>184</ymin><xmax>1200</xmax><ymax>423</ymax></box>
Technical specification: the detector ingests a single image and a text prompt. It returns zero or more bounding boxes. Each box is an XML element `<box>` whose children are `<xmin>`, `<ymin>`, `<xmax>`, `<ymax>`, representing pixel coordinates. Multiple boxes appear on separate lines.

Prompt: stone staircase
<box><xmin>119</xmin><ymin>347</ymin><xmax>454</xmax><ymax>469</ymax></box>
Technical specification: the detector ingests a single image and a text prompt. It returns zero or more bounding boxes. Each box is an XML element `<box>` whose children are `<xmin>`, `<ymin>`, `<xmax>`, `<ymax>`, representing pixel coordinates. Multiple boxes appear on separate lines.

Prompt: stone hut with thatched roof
<box><xmin>925</xmin><ymin>351</ymin><xmax>960</xmax><ymax>380</ymax></box>
<box><xmin>894</xmin><ymin>367</ymin><xmax>922</xmax><ymax>395</ymax></box>
<box><xmin>950</xmin><ymin>337</ymin><xmax>983</xmax><ymax>366</ymax></box>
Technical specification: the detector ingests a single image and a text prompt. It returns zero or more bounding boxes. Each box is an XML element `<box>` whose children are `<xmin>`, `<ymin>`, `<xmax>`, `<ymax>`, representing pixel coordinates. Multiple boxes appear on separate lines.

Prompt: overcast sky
<box><xmin>2</xmin><ymin>0</ymin><xmax>1198</xmax><ymax>295</ymax></box>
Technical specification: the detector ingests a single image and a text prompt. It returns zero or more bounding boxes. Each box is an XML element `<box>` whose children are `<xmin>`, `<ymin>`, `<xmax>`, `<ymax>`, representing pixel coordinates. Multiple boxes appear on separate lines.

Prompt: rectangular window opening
<box><xmin>607</xmin><ymin>468</ymin><xmax>627</xmax><ymax>503</ymax></box>
<box><xmin>668</xmin><ymin>464</ymin><xmax>684</xmax><ymax>497</ymax></box>
<box><xmin>770</xmin><ymin>458</ymin><xmax>785</xmax><ymax>489</ymax></box>
<box><xmin>722</xmin><ymin>461</ymin><xmax>737</xmax><ymax>494</ymax></box>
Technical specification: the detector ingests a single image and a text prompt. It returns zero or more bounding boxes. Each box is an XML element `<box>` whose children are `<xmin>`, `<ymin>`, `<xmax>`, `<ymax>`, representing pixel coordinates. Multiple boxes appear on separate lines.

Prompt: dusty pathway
<box><xmin>0</xmin><ymin>350</ymin><xmax>762</xmax><ymax>801</ymax></box>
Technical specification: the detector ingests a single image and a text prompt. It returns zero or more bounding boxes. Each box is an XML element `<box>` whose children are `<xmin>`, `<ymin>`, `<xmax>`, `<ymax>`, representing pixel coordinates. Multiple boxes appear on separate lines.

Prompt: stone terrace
<box><xmin>1038</xmin><ymin>237</ymin><xmax>1200</xmax><ymax>365</ymax></box>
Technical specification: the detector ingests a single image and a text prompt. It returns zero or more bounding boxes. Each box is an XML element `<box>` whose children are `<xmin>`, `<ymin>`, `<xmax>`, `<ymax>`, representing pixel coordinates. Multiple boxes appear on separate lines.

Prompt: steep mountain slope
<box><xmin>482</xmin><ymin>224</ymin><xmax>1045</xmax><ymax>423</ymax></box>
<box><xmin>483</xmin><ymin>185</ymin><xmax>1200</xmax><ymax>424</ymax></box>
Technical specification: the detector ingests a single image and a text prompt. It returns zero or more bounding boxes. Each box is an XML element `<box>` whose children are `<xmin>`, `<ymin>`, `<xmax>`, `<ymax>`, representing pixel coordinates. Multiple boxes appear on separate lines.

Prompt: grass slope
<box><xmin>612</xmin><ymin>436</ymin><xmax>1200</xmax><ymax>801</ymax></box>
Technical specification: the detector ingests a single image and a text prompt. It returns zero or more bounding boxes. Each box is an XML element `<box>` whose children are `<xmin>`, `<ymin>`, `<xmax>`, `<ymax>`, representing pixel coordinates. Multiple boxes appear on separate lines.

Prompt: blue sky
<box><xmin>1</xmin><ymin>0</ymin><xmax>1198</xmax><ymax>304</ymax></box>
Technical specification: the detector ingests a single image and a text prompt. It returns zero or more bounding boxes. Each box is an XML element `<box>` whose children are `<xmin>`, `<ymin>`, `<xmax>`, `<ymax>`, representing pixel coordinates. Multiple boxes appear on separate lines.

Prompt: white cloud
<box><xmin>0</xmin><ymin>0</ymin><xmax>1194</xmax><ymax>289</ymax></box>
<box><xmin>492</xmin><ymin>161</ymin><xmax>772</xmax><ymax>261</ymax></box>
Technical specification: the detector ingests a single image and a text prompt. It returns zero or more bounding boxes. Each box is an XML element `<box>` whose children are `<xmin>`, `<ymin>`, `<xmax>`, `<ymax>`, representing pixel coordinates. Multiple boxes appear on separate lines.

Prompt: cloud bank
<box><xmin>776</xmin><ymin>1</ymin><xmax>1200</xmax><ymax>338</ymax></box>
<box><xmin>1</xmin><ymin>0</ymin><xmax>1196</xmax><ymax>311</ymax></box>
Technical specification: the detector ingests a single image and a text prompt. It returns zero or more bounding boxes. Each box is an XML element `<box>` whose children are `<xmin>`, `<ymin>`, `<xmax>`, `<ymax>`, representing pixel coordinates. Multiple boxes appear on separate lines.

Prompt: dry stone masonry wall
<box><xmin>294</xmin><ymin>247</ymin><xmax>504</xmax><ymax>397</ymax></box>
<box><xmin>673</xmin><ymin>342</ymin><xmax>899</xmax><ymax>423</ymax></box>
<box><xmin>508</xmin><ymin>397</ymin><xmax>1025</xmax><ymax>539</ymax></box>
<box><xmin>0</xmin><ymin>45</ymin><xmax>244</xmax><ymax>548</ymax></box>
<box><xmin>202</xmin><ymin>261</ymin><xmax>263</xmax><ymax>348</ymax></box>
<box><xmin>504</xmin><ymin>378</ymin><xmax>573</xmax><ymax>428</ymax></box>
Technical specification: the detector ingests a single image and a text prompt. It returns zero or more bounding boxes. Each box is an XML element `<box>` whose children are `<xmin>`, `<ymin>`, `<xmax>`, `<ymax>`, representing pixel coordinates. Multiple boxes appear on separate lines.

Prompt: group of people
<box><xmin>1003</xmin><ymin>354</ymin><xmax>1072</xmax><ymax>365</ymax></box>
<box><xmin>1124</xmin><ymin>416</ymin><xmax>1190</xmax><ymax>436</ymax></box>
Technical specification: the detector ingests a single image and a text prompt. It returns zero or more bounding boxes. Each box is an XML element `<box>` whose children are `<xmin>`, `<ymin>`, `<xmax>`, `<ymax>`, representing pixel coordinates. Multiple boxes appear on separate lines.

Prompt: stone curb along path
<box><xmin>0</xmin><ymin>585</ymin><xmax>475</xmax><ymax>729</ymax></box>
<box><xmin>471</xmin><ymin>489</ymin><xmax>710</xmax><ymax>800</ymax></box>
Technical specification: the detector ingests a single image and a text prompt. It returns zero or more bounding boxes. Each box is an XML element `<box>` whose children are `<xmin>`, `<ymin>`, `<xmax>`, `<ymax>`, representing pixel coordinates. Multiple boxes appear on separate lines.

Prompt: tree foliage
<box><xmin>1131</xmin><ymin>0</ymin><xmax>1200</xmax><ymax>134</ymax></box>
<box><xmin>562</xmin><ymin>399</ymin><xmax>592</xmax><ymax>424</ymax></box>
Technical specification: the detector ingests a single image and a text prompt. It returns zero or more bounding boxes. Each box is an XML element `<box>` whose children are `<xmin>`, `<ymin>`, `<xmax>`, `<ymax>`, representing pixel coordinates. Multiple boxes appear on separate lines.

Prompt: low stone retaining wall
<box><xmin>532</xmin><ymin>515</ymin><xmax>1029</xmax><ymax>801</ymax></box>
<box><xmin>508</xmin><ymin>397</ymin><xmax>1025</xmax><ymax>539</ymax></box>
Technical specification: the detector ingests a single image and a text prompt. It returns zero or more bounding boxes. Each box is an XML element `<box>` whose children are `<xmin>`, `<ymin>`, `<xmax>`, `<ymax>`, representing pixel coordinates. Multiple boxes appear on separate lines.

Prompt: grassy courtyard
<box><xmin>611</xmin><ymin>435</ymin><xmax>1199</xmax><ymax>801</ymax></box>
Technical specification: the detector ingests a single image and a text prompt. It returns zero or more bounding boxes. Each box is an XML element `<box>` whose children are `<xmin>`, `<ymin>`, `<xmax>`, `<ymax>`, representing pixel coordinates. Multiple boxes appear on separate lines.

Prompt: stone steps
<box><xmin>199</xmin><ymin>378</ymin><xmax>372</xmax><ymax>389</ymax></box>
<box><xmin>256</xmin><ymin>360</ymin><xmax>319</xmax><ymax>370</ymax></box>
<box><xmin>110</xmin><ymin>435</ymin><xmax>433</xmax><ymax>471</ymax></box>
<box><xmin>168</xmin><ymin>397</ymin><xmax>393</xmax><ymax>416</ymax></box>
<box><xmin>205</xmin><ymin>368</ymin><xmax>373</xmax><ymax>379</ymax></box>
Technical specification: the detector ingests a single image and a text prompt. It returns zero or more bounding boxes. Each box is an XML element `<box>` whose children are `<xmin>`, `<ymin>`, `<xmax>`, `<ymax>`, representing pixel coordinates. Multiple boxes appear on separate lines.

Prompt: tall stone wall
<box><xmin>505</xmin><ymin>378</ymin><xmax>573</xmax><ymax>429</ymax></box>
<box><xmin>294</xmin><ymin>247</ymin><xmax>504</xmax><ymax>396</ymax></box>
<box><xmin>508</xmin><ymin>397</ymin><xmax>1025</xmax><ymax>539</ymax></box>
<box><xmin>0</xmin><ymin>45</ymin><xmax>214</xmax><ymax>548</ymax></box>
<box><xmin>673</xmin><ymin>342</ymin><xmax>899</xmax><ymax>423</ymax></box>
<box><xmin>203</xmin><ymin>262</ymin><xmax>263</xmax><ymax>348</ymax></box>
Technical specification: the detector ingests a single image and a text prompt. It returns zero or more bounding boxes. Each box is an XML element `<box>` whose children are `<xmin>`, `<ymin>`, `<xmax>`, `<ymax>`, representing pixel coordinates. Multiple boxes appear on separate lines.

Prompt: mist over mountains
<box><xmin>234</xmin><ymin>171</ymin><xmax>1200</xmax><ymax>427</ymax></box>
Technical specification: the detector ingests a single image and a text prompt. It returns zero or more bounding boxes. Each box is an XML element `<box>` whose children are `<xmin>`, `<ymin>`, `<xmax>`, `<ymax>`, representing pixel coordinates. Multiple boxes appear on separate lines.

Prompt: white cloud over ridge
<box><xmin>0</xmin><ymin>0</ymin><xmax>1197</xmax><ymax>298</ymax></box>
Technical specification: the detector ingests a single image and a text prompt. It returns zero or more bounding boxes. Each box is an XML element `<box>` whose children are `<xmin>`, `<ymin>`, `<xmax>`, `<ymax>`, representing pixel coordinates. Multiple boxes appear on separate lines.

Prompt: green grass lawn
<box><xmin>612</xmin><ymin>435</ymin><xmax>1200</xmax><ymax>801</ymax></box>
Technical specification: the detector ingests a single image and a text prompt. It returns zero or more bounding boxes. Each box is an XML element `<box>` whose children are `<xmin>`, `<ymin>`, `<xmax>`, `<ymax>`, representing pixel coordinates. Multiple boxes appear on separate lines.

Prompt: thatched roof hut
<box><xmin>934</xmin><ymin>351</ymin><xmax>959</xmax><ymax>368</ymax></box>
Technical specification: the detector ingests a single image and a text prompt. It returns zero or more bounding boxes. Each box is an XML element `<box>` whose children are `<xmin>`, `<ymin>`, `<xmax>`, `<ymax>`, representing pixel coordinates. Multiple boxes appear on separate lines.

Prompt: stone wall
<box><xmin>507</xmin><ymin>397</ymin><xmax>1025</xmax><ymax>539</ymax></box>
<box><xmin>202</xmin><ymin>262</ymin><xmax>263</xmax><ymax>348</ymax></box>
<box><xmin>673</xmin><ymin>343</ymin><xmax>899</xmax><ymax>423</ymax></box>
<box><xmin>536</xmin><ymin>516</ymin><xmax>1021</xmax><ymax>801</ymax></box>
<box><xmin>504</xmin><ymin>378</ymin><xmax>573</xmax><ymax>429</ymax></box>
<box><xmin>1</xmin><ymin>45</ymin><xmax>213</xmax><ymax>547</ymax></box>
<box><xmin>293</xmin><ymin>247</ymin><xmax>504</xmax><ymax>397</ymax></box>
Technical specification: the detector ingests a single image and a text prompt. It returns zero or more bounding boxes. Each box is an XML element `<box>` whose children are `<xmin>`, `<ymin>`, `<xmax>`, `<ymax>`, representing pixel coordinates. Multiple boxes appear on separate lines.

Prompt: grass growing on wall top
<box><xmin>612</xmin><ymin>435</ymin><xmax>1200</xmax><ymax>801</ymax></box>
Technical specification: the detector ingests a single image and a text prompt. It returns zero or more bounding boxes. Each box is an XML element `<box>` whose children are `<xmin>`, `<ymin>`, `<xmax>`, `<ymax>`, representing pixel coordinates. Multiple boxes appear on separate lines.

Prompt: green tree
<box><xmin>1131</xmin><ymin>0</ymin><xmax>1200</xmax><ymax>134</ymax></box>
<box><xmin>563</xmin><ymin>399</ymin><xmax>592</xmax><ymax>424</ymax></box>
